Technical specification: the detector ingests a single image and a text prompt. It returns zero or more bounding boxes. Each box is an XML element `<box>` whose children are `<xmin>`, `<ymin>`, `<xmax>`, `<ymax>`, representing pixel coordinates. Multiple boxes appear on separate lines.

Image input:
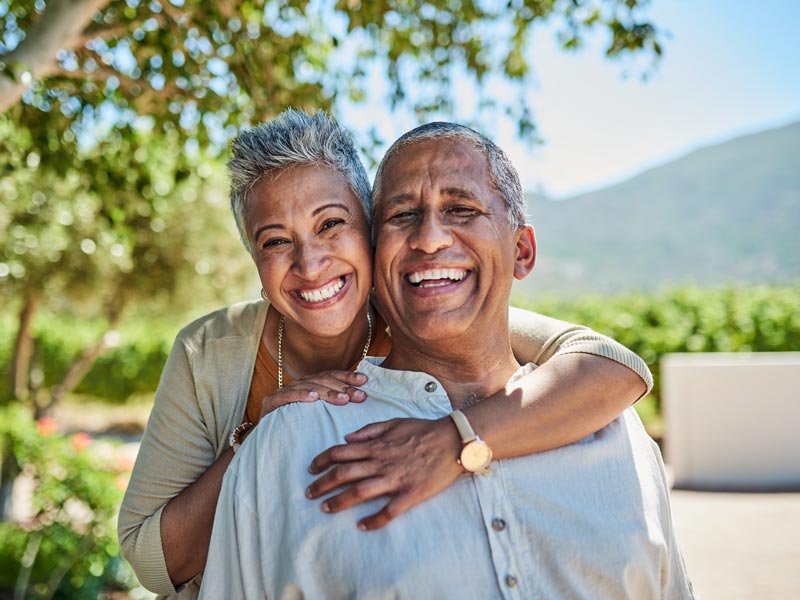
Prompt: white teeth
<box><xmin>298</xmin><ymin>277</ymin><xmax>345</xmax><ymax>303</ymax></box>
<box><xmin>408</xmin><ymin>268</ymin><xmax>467</xmax><ymax>285</ymax></box>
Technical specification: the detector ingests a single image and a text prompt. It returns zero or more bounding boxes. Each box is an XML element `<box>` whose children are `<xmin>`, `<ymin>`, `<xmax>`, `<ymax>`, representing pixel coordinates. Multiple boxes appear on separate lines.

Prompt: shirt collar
<box><xmin>357</xmin><ymin>358</ymin><xmax>450</xmax><ymax>406</ymax></box>
<box><xmin>357</xmin><ymin>357</ymin><xmax>536</xmax><ymax>407</ymax></box>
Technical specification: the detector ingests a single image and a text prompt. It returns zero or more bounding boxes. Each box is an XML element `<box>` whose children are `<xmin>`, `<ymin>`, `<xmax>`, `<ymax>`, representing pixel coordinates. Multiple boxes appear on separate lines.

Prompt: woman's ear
<box><xmin>513</xmin><ymin>225</ymin><xmax>536</xmax><ymax>280</ymax></box>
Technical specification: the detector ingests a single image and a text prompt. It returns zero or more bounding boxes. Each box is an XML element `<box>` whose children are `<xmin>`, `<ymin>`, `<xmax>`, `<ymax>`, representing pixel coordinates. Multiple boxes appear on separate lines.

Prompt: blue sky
<box><xmin>340</xmin><ymin>1</ymin><xmax>800</xmax><ymax>198</ymax></box>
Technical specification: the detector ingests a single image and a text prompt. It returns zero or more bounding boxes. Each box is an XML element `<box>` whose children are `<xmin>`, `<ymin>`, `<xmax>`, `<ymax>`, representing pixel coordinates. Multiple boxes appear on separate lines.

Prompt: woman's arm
<box><xmin>158</xmin><ymin>370</ymin><xmax>366</xmax><ymax>586</ymax></box>
<box><xmin>118</xmin><ymin>330</ymin><xmax>368</xmax><ymax>592</ymax></box>
<box><xmin>507</xmin><ymin>306</ymin><xmax>652</xmax><ymax>398</ymax></box>
<box><xmin>306</xmin><ymin>309</ymin><xmax>651</xmax><ymax>530</ymax></box>
<box><xmin>118</xmin><ymin>336</ymin><xmax>217</xmax><ymax>595</ymax></box>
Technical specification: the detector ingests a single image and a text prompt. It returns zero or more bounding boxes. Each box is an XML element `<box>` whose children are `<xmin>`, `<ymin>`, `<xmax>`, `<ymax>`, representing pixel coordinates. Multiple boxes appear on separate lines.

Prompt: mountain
<box><xmin>515</xmin><ymin>120</ymin><xmax>800</xmax><ymax>297</ymax></box>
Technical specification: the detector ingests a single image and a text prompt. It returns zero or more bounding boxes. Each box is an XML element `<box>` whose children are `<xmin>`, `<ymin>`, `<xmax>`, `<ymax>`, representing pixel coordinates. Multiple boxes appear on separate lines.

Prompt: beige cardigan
<box><xmin>118</xmin><ymin>299</ymin><xmax>652</xmax><ymax>598</ymax></box>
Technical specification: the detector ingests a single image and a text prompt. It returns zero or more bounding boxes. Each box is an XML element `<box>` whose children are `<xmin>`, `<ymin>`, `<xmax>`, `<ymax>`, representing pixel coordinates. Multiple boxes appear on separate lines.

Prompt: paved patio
<box><xmin>670</xmin><ymin>489</ymin><xmax>800</xmax><ymax>599</ymax></box>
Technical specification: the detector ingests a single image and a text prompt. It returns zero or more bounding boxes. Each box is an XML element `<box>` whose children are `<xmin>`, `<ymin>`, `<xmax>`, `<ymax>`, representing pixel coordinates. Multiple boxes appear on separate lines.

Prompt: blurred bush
<box><xmin>0</xmin><ymin>405</ymin><xmax>139</xmax><ymax>598</ymax></box>
<box><xmin>514</xmin><ymin>285</ymin><xmax>800</xmax><ymax>416</ymax></box>
<box><xmin>0</xmin><ymin>311</ymin><xmax>178</xmax><ymax>405</ymax></box>
<box><xmin>2</xmin><ymin>286</ymin><xmax>798</xmax><ymax>412</ymax></box>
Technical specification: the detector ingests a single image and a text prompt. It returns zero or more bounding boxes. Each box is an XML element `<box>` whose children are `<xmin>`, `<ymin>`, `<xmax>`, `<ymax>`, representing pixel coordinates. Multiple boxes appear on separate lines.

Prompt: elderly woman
<box><xmin>118</xmin><ymin>110</ymin><xmax>651</xmax><ymax>599</ymax></box>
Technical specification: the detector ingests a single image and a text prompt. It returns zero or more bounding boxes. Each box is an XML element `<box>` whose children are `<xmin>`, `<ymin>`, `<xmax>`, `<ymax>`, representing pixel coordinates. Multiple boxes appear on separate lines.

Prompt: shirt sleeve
<box><xmin>508</xmin><ymin>307</ymin><xmax>653</xmax><ymax>397</ymax></box>
<box><xmin>117</xmin><ymin>334</ymin><xmax>218</xmax><ymax>595</ymax></box>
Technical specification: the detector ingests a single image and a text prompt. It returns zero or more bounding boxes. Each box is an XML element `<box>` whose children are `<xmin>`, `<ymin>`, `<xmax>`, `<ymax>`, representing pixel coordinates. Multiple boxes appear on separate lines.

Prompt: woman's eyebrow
<box><xmin>253</xmin><ymin>223</ymin><xmax>283</xmax><ymax>241</ymax></box>
<box><xmin>312</xmin><ymin>202</ymin><xmax>352</xmax><ymax>216</ymax></box>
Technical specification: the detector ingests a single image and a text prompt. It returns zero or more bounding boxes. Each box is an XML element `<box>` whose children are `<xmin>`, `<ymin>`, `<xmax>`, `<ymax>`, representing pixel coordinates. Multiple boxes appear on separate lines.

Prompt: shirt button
<box><xmin>505</xmin><ymin>575</ymin><xmax>518</xmax><ymax>588</ymax></box>
<box><xmin>492</xmin><ymin>518</ymin><xmax>507</xmax><ymax>532</ymax></box>
<box><xmin>424</xmin><ymin>381</ymin><xmax>437</xmax><ymax>393</ymax></box>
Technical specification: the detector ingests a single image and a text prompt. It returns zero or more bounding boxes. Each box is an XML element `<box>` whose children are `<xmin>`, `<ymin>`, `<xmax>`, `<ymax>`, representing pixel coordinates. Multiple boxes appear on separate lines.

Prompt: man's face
<box><xmin>373</xmin><ymin>138</ymin><xmax>535</xmax><ymax>347</ymax></box>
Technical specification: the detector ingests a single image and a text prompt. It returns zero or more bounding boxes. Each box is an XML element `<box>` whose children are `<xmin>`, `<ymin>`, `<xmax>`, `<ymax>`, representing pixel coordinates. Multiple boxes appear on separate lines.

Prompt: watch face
<box><xmin>461</xmin><ymin>440</ymin><xmax>492</xmax><ymax>472</ymax></box>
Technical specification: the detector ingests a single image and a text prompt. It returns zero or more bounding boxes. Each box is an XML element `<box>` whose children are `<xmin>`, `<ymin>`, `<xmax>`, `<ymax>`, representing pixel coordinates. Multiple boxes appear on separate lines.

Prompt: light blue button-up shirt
<box><xmin>201</xmin><ymin>359</ymin><xmax>693</xmax><ymax>599</ymax></box>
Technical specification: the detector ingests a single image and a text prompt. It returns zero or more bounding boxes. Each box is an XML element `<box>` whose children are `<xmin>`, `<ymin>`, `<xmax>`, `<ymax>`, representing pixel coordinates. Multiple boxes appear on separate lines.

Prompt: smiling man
<box><xmin>200</xmin><ymin>123</ymin><xmax>694</xmax><ymax>599</ymax></box>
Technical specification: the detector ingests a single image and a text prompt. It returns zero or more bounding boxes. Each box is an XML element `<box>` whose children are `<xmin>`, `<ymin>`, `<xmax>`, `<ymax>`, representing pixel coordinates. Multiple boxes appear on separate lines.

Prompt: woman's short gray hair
<box><xmin>229</xmin><ymin>109</ymin><xmax>372</xmax><ymax>253</ymax></box>
<box><xmin>372</xmin><ymin>122</ymin><xmax>526</xmax><ymax>230</ymax></box>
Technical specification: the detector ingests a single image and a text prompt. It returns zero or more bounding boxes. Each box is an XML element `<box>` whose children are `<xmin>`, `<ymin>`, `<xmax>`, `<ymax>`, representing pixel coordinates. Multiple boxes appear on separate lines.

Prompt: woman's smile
<box><xmin>292</xmin><ymin>274</ymin><xmax>351</xmax><ymax>307</ymax></box>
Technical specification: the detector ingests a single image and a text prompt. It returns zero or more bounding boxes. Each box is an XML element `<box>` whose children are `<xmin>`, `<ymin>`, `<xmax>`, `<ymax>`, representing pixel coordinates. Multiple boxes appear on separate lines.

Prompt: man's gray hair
<box><xmin>372</xmin><ymin>122</ymin><xmax>526</xmax><ymax>230</ymax></box>
<box><xmin>229</xmin><ymin>109</ymin><xmax>372</xmax><ymax>253</ymax></box>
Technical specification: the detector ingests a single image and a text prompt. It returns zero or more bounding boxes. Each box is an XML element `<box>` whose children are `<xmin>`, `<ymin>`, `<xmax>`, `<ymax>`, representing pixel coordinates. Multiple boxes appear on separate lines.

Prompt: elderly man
<box><xmin>200</xmin><ymin>123</ymin><xmax>694</xmax><ymax>599</ymax></box>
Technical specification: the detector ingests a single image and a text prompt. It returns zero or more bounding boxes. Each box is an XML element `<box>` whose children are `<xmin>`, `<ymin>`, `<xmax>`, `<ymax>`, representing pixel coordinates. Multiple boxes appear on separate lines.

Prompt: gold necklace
<box><xmin>277</xmin><ymin>308</ymin><xmax>373</xmax><ymax>388</ymax></box>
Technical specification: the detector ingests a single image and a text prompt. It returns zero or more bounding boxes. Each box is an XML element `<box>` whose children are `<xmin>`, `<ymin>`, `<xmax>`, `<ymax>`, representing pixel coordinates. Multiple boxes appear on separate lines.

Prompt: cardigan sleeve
<box><xmin>508</xmin><ymin>307</ymin><xmax>653</xmax><ymax>397</ymax></box>
<box><xmin>117</xmin><ymin>333</ymin><xmax>218</xmax><ymax>595</ymax></box>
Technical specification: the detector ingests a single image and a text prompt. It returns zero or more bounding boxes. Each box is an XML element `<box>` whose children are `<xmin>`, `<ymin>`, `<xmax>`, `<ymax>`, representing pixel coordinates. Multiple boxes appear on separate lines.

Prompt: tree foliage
<box><xmin>0</xmin><ymin>0</ymin><xmax>662</xmax><ymax>413</ymax></box>
<box><xmin>1</xmin><ymin>0</ymin><xmax>662</xmax><ymax>150</ymax></box>
<box><xmin>0</xmin><ymin>120</ymin><xmax>253</xmax><ymax>412</ymax></box>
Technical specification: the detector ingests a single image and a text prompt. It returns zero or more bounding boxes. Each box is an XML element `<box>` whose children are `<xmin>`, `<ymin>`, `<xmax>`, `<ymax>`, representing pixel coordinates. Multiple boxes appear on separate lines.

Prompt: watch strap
<box><xmin>449</xmin><ymin>410</ymin><xmax>478</xmax><ymax>444</ymax></box>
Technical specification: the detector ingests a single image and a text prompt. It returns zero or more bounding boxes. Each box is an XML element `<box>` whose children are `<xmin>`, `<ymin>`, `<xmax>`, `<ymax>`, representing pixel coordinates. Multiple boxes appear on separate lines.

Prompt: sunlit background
<box><xmin>1</xmin><ymin>0</ymin><xmax>798</xmax><ymax>597</ymax></box>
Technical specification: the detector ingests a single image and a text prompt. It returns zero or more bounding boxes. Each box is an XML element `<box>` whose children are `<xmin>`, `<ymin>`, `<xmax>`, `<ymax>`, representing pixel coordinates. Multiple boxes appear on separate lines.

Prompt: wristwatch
<box><xmin>449</xmin><ymin>410</ymin><xmax>493</xmax><ymax>474</ymax></box>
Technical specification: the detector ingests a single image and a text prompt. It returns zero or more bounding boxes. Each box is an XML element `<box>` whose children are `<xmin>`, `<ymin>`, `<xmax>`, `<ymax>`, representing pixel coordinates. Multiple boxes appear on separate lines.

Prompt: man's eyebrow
<box><xmin>441</xmin><ymin>187</ymin><xmax>478</xmax><ymax>200</ymax></box>
<box><xmin>383</xmin><ymin>193</ymin><xmax>415</xmax><ymax>207</ymax></box>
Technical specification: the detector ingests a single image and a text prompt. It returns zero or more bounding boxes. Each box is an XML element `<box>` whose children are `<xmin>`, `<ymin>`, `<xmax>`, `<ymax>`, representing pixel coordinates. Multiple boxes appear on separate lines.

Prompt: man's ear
<box><xmin>513</xmin><ymin>225</ymin><xmax>536</xmax><ymax>280</ymax></box>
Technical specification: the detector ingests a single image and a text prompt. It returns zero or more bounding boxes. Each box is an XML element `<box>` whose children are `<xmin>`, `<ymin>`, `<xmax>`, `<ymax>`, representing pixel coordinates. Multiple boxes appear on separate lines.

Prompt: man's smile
<box><xmin>406</xmin><ymin>267</ymin><xmax>468</xmax><ymax>288</ymax></box>
<box><xmin>402</xmin><ymin>267</ymin><xmax>473</xmax><ymax>298</ymax></box>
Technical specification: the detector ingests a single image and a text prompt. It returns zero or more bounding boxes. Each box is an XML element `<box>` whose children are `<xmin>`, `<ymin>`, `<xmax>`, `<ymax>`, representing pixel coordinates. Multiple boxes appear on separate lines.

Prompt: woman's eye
<box><xmin>320</xmin><ymin>218</ymin><xmax>344</xmax><ymax>232</ymax></box>
<box><xmin>262</xmin><ymin>238</ymin><xmax>289</xmax><ymax>250</ymax></box>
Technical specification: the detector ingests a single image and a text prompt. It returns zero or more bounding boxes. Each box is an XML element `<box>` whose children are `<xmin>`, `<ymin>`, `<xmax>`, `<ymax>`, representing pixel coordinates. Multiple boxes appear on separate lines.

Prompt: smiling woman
<box><xmin>249</xmin><ymin>164</ymin><xmax>373</xmax><ymax>345</ymax></box>
<box><xmin>117</xmin><ymin>110</ymin><xmax>653</xmax><ymax>599</ymax></box>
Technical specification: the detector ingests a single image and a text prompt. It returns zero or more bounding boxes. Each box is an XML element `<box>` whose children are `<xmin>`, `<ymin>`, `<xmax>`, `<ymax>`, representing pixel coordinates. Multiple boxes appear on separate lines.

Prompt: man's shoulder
<box><xmin>228</xmin><ymin>401</ymin><xmax>345</xmax><ymax>494</ymax></box>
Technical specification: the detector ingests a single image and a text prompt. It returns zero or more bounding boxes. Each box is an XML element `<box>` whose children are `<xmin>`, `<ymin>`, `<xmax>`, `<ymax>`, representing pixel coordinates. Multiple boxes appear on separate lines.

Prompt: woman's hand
<box><xmin>260</xmin><ymin>370</ymin><xmax>368</xmax><ymax>418</ymax></box>
<box><xmin>306</xmin><ymin>417</ymin><xmax>464</xmax><ymax>530</ymax></box>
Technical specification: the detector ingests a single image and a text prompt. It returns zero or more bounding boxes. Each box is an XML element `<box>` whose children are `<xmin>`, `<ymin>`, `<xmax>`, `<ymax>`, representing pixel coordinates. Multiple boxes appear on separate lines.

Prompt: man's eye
<box><xmin>448</xmin><ymin>206</ymin><xmax>479</xmax><ymax>217</ymax></box>
<box><xmin>386</xmin><ymin>210</ymin><xmax>418</xmax><ymax>223</ymax></box>
<box><xmin>320</xmin><ymin>218</ymin><xmax>344</xmax><ymax>232</ymax></box>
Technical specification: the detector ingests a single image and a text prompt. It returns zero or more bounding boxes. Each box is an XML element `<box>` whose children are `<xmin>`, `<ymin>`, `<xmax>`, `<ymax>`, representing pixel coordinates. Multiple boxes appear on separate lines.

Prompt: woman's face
<box><xmin>247</xmin><ymin>164</ymin><xmax>373</xmax><ymax>339</ymax></box>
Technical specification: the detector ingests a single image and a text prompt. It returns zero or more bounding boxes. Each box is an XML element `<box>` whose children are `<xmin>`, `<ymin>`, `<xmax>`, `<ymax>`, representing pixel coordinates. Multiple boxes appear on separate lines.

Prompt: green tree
<box><xmin>1</xmin><ymin>0</ymin><xmax>663</xmax><ymax>576</ymax></box>
<box><xmin>1</xmin><ymin>0</ymin><xmax>662</xmax><ymax>147</ymax></box>
<box><xmin>0</xmin><ymin>0</ymin><xmax>662</xmax><ymax>410</ymax></box>
<box><xmin>1</xmin><ymin>119</ymin><xmax>252</xmax><ymax>415</ymax></box>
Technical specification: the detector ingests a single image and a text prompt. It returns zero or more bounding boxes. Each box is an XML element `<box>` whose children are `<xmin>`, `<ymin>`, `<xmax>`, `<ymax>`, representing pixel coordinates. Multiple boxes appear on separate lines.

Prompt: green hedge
<box><xmin>2</xmin><ymin>286</ymin><xmax>798</xmax><ymax>409</ymax></box>
<box><xmin>0</xmin><ymin>406</ymin><xmax>140</xmax><ymax>598</ymax></box>
<box><xmin>513</xmin><ymin>285</ymin><xmax>800</xmax><ymax>414</ymax></box>
<box><xmin>0</xmin><ymin>312</ymin><xmax>177</xmax><ymax>404</ymax></box>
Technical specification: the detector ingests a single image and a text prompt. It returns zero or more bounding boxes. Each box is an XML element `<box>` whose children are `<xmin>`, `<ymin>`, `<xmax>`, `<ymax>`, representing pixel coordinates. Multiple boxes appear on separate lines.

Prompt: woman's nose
<box><xmin>292</xmin><ymin>239</ymin><xmax>332</xmax><ymax>279</ymax></box>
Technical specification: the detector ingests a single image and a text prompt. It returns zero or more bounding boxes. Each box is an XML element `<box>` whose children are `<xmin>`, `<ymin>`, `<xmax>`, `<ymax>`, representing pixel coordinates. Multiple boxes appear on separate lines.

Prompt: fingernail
<box><xmin>354</xmin><ymin>390</ymin><xmax>366</xmax><ymax>400</ymax></box>
<box><xmin>305</xmin><ymin>487</ymin><xmax>313</xmax><ymax>498</ymax></box>
<box><xmin>321</xmin><ymin>502</ymin><xmax>330</xmax><ymax>513</ymax></box>
<box><xmin>355</xmin><ymin>373</ymin><xmax>368</xmax><ymax>381</ymax></box>
<box><xmin>337</xmin><ymin>393</ymin><xmax>348</xmax><ymax>400</ymax></box>
<box><xmin>357</xmin><ymin>523</ymin><xmax>367</xmax><ymax>531</ymax></box>
<box><xmin>309</xmin><ymin>391</ymin><xmax>319</xmax><ymax>398</ymax></box>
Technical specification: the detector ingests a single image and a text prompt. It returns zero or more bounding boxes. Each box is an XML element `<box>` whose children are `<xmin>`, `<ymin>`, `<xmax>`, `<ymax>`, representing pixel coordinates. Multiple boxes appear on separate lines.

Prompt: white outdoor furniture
<box><xmin>662</xmin><ymin>352</ymin><xmax>800</xmax><ymax>490</ymax></box>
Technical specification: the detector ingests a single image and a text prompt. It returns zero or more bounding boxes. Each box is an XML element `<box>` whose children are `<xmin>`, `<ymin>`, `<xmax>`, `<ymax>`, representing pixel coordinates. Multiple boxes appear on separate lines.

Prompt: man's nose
<box><xmin>408</xmin><ymin>211</ymin><xmax>453</xmax><ymax>254</ymax></box>
<box><xmin>292</xmin><ymin>239</ymin><xmax>332</xmax><ymax>279</ymax></box>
